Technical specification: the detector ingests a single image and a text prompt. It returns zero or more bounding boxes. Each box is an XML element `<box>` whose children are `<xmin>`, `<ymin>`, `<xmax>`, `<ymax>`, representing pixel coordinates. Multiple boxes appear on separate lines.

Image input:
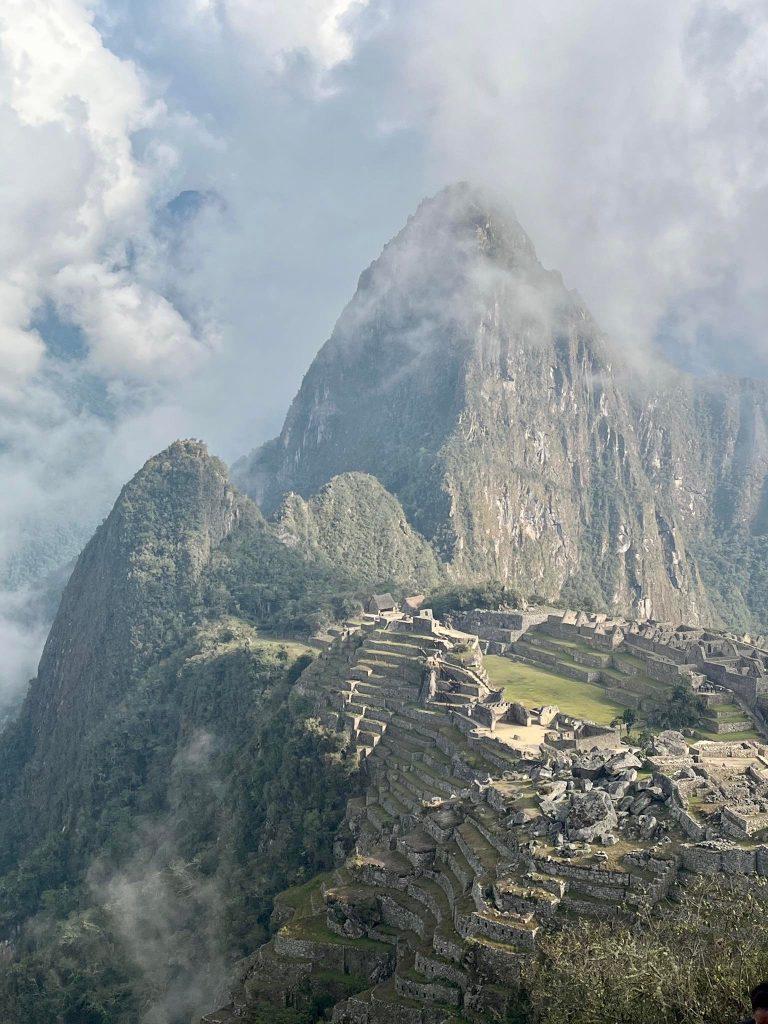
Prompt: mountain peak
<box><xmin>403</xmin><ymin>181</ymin><xmax>538</xmax><ymax>262</ymax></box>
<box><xmin>346</xmin><ymin>183</ymin><xmax>542</xmax><ymax>326</ymax></box>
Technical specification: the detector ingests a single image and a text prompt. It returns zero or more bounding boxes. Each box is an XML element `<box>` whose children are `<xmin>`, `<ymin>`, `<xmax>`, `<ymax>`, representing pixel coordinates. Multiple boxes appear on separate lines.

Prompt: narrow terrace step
<box><xmin>437</xmin><ymin>842</ymin><xmax>475</xmax><ymax>893</ymax></box>
<box><xmin>378</xmin><ymin>887</ymin><xmax>438</xmax><ymax>942</ymax></box>
<box><xmin>468</xmin><ymin>908</ymin><xmax>538</xmax><ymax>949</ymax></box>
<box><xmin>394</xmin><ymin>952</ymin><xmax>463</xmax><ymax>1008</ymax></box>
<box><xmin>365</xmin><ymin>802</ymin><xmax>395</xmax><ymax>833</ymax></box>
<box><xmin>371</xmin><ymin>630</ymin><xmax>432</xmax><ymax>649</ymax></box>
<box><xmin>352</xmin><ymin>686</ymin><xmax>389</xmax><ymax>708</ymax></box>
<box><xmin>396</xmin><ymin>770</ymin><xmax>442</xmax><ymax>806</ymax></box>
<box><xmin>430</xmin><ymin>862</ymin><xmax>464</xmax><ymax>908</ymax></box>
<box><xmin>355</xmin><ymin>652</ymin><xmax>418</xmax><ymax>672</ymax></box>
<box><xmin>380</xmin><ymin>787</ymin><xmax>413</xmax><ymax>820</ymax></box>
<box><xmin>408</xmin><ymin>875</ymin><xmax>452</xmax><ymax>924</ymax></box>
<box><xmin>381</xmin><ymin>732</ymin><xmax>429</xmax><ymax>762</ymax></box>
<box><xmin>455</xmin><ymin>822</ymin><xmax>501</xmax><ymax>878</ymax></box>
<box><xmin>410</xmin><ymin>763</ymin><xmax>459</xmax><ymax>797</ymax></box>
<box><xmin>367</xmin><ymin>639</ymin><xmax>430</xmax><ymax>658</ymax></box>
<box><xmin>385</xmin><ymin>726</ymin><xmax>432</xmax><ymax>751</ymax></box>
<box><xmin>413</xmin><ymin>949</ymin><xmax>469</xmax><ymax>991</ymax></box>
<box><xmin>359</xmin><ymin>717</ymin><xmax>387</xmax><ymax>736</ymax></box>
<box><xmin>368</xmin><ymin>975</ymin><xmax>455</xmax><ymax>1023</ymax></box>
<box><xmin>387</xmin><ymin>778</ymin><xmax>423</xmax><ymax>815</ymax></box>
<box><xmin>357</xmin><ymin>730</ymin><xmax>383</xmax><ymax>749</ymax></box>
<box><xmin>380</xmin><ymin>735</ymin><xmax>426</xmax><ymax>767</ymax></box>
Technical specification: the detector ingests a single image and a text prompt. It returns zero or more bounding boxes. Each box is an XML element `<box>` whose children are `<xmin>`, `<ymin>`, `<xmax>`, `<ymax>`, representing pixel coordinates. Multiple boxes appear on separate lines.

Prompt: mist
<box><xmin>2</xmin><ymin>0</ymin><xmax>768</xmax><ymax>704</ymax></box>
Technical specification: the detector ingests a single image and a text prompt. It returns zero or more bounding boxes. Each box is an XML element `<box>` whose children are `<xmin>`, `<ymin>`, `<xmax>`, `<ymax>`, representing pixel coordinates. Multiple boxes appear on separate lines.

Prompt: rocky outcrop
<box><xmin>566</xmin><ymin>790</ymin><xmax>618</xmax><ymax>842</ymax></box>
<box><xmin>235</xmin><ymin>183</ymin><xmax>768</xmax><ymax>628</ymax></box>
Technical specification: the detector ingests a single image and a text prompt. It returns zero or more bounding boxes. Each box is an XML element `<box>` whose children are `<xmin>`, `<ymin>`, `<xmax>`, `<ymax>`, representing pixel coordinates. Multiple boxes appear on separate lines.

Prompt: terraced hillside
<box><xmin>204</xmin><ymin>615</ymin><xmax>748</xmax><ymax>1024</ymax></box>
<box><xmin>503</xmin><ymin>619</ymin><xmax>760</xmax><ymax>740</ymax></box>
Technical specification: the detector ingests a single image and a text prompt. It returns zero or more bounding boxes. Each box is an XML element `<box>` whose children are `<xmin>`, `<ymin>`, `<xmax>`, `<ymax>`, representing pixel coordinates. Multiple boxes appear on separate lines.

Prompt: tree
<box><xmin>622</xmin><ymin>708</ymin><xmax>637</xmax><ymax>732</ymax></box>
<box><xmin>649</xmin><ymin>683</ymin><xmax>706</xmax><ymax>731</ymax></box>
<box><xmin>520</xmin><ymin>876</ymin><xmax>768</xmax><ymax>1024</ymax></box>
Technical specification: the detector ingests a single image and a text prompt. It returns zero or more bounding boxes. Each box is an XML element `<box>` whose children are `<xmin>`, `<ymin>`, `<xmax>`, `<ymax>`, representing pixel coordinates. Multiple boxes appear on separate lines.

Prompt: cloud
<box><xmin>184</xmin><ymin>0</ymin><xmax>370</xmax><ymax>78</ymax></box>
<box><xmin>0</xmin><ymin>0</ymin><xmax>227</xmax><ymax>704</ymax></box>
<box><xmin>4</xmin><ymin>0</ymin><xmax>768</xmax><ymax>706</ymax></box>
<box><xmin>89</xmin><ymin>730</ymin><xmax>230</xmax><ymax>1023</ymax></box>
<box><xmin>380</xmin><ymin>0</ymin><xmax>768</xmax><ymax>371</ymax></box>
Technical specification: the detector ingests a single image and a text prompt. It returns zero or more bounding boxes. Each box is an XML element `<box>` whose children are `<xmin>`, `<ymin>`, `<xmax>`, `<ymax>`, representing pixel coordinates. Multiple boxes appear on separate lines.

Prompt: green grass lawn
<box><xmin>484</xmin><ymin>655</ymin><xmax>627</xmax><ymax>724</ymax></box>
<box><xmin>252</xmin><ymin>630</ymin><xmax>314</xmax><ymax>660</ymax></box>
<box><xmin>691</xmin><ymin>726</ymin><xmax>761</xmax><ymax>742</ymax></box>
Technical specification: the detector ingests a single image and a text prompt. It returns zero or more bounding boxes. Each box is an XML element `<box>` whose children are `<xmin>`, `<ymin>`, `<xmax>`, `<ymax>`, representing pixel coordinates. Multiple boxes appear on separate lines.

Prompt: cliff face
<box><xmin>236</xmin><ymin>183</ymin><xmax>768</xmax><ymax>624</ymax></box>
<box><xmin>1</xmin><ymin>440</ymin><xmax>241</xmax><ymax>853</ymax></box>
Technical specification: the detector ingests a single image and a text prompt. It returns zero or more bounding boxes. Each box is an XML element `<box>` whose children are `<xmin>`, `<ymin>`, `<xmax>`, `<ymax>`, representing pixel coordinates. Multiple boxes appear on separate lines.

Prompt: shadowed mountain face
<box><xmin>235</xmin><ymin>183</ymin><xmax>768</xmax><ymax>629</ymax></box>
<box><xmin>0</xmin><ymin>441</ymin><xmax>241</xmax><ymax>856</ymax></box>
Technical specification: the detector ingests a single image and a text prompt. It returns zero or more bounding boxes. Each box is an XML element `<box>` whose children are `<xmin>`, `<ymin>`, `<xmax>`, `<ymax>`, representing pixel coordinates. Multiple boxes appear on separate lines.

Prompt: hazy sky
<box><xmin>1</xmin><ymin>0</ymin><xmax>768</xmax><ymax>698</ymax></box>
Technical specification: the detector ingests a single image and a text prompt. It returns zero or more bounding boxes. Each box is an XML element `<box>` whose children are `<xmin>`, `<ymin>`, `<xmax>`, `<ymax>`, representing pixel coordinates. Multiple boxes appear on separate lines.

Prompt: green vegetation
<box><xmin>0</xmin><ymin>629</ymin><xmax>360</xmax><ymax>1023</ymax></box>
<box><xmin>611</xmin><ymin>708</ymin><xmax>638</xmax><ymax>736</ymax></box>
<box><xmin>647</xmin><ymin>683</ymin><xmax>707</xmax><ymax>732</ymax></box>
<box><xmin>427</xmin><ymin>580</ymin><xmax>522</xmax><ymax>619</ymax></box>
<box><xmin>204</xmin><ymin>501</ymin><xmax>366</xmax><ymax>634</ymax></box>
<box><xmin>277</xmin><ymin>472</ymin><xmax>441</xmax><ymax>593</ymax></box>
<box><xmin>520</xmin><ymin>877</ymin><xmax>768</xmax><ymax>1024</ymax></box>
<box><xmin>693</xmin><ymin>726</ymin><xmax>761</xmax><ymax>742</ymax></box>
<box><xmin>484</xmin><ymin>656</ymin><xmax>627</xmax><ymax>723</ymax></box>
<box><xmin>0</xmin><ymin>444</ymin><xmax>371</xmax><ymax>1024</ymax></box>
<box><xmin>691</xmin><ymin>533</ymin><xmax>768</xmax><ymax>634</ymax></box>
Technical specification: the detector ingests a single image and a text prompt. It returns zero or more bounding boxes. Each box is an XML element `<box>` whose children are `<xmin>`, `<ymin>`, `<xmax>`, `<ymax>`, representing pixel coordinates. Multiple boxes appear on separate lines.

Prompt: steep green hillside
<box><xmin>0</xmin><ymin>441</ymin><xmax>374</xmax><ymax>1023</ymax></box>
<box><xmin>275</xmin><ymin>473</ymin><xmax>441</xmax><ymax>592</ymax></box>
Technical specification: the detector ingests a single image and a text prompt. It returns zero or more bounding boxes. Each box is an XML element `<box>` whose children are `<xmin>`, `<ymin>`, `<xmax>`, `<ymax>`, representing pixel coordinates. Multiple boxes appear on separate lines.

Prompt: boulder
<box><xmin>572</xmin><ymin>752</ymin><xmax>609</xmax><ymax>780</ymax></box>
<box><xmin>638</xmin><ymin>815</ymin><xmax>658</xmax><ymax>840</ymax></box>
<box><xmin>651</xmin><ymin>731</ymin><xmax>689</xmax><ymax>757</ymax></box>
<box><xmin>566</xmin><ymin>790</ymin><xmax>618</xmax><ymax>842</ymax></box>
<box><xmin>630</xmin><ymin>793</ymin><xmax>652</xmax><ymax>816</ymax></box>
<box><xmin>542</xmin><ymin>781</ymin><xmax>569</xmax><ymax>800</ymax></box>
<box><xmin>540</xmin><ymin>799</ymin><xmax>568</xmax><ymax>821</ymax></box>
<box><xmin>607</xmin><ymin>781</ymin><xmax>631</xmax><ymax>799</ymax></box>
<box><xmin>605</xmin><ymin>752</ymin><xmax>643</xmax><ymax>776</ymax></box>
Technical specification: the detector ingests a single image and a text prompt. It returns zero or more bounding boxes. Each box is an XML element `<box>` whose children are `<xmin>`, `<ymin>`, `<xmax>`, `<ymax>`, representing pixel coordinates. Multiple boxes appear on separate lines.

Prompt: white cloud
<box><xmin>52</xmin><ymin>263</ymin><xmax>217</xmax><ymax>379</ymax></box>
<box><xmin>0</xmin><ymin>0</ymin><xmax>209</xmax><ymax>381</ymax></box>
<box><xmin>185</xmin><ymin>0</ymin><xmax>370</xmax><ymax>75</ymax></box>
<box><xmin>384</xmin><ymin>0</ymin><xmax>768</xmax><ymax>366</ymax></box>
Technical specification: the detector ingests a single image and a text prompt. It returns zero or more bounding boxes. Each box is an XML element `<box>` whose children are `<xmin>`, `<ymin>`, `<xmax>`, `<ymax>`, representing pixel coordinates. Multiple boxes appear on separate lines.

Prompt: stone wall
<box><xmin>452</xmin><ymin>609</ymin><xmax>551</xmax><ymax>635</ymax></box>
<box><xmin>470</xmin><ymin>940</ymin><xmax>525</xmax><ymax>984</ymax></box>
<box><xmin>625</xmin><ymin>635</ymin><xmax>688</xmax><ymax>664</ymax></box>
<box><xmin>395</xmin><ymin>976</ymin><xmax>461</xmax><ymax>1007</ymax></box>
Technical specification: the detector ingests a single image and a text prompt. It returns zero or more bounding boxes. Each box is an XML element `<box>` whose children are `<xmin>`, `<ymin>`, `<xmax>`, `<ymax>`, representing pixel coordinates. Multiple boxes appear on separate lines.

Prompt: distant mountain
<box><xmin>235</xmin><ymin>183</ymin><xmax>768</xmax><ymax>630</ymax></box>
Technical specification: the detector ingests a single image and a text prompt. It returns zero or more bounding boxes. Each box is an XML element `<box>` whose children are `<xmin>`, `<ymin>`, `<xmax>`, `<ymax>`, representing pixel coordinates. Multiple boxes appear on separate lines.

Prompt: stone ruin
<box><xmin>201</xmin><ymin>607</ymin><xmax>768</xmax><ymax>1024</ymax></box>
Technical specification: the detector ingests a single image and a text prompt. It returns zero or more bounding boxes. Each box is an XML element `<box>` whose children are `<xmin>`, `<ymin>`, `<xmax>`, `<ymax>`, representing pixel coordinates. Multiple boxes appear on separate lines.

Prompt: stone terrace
<box><xmin>202</xmin><ymin>610</ymin><xmax>768</xmax><ymax>1024</ymax></box>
